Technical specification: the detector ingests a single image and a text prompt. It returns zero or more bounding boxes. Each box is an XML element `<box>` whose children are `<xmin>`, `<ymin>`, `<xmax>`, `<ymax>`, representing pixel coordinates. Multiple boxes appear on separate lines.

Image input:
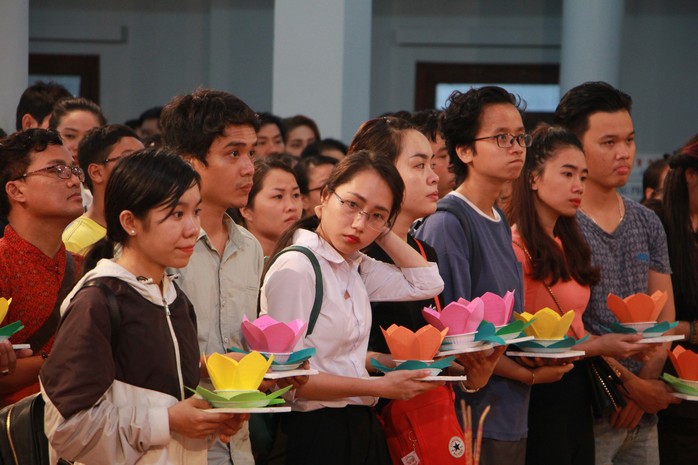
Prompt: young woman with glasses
<box><xmin>259</xmin><ymin>150</ymin><xmax>445</xmax><ymax>465</ymax></box>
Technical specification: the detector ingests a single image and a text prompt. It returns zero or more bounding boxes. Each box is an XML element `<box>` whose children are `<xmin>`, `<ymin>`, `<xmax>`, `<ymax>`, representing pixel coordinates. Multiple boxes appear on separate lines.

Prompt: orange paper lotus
<box><xmin>668</xmin><ymin>346</ymin><xmax>698</xmax><ymax>381</ymax></box>
<box><xmin>381</xmin><ymin>324</ymin><xmax>448</xmax><ymax>361</ymax></box>
<box><xmin>607</xmin><ymin>291</ymin><xmax>668</xmax><ymax>323</ymax></box>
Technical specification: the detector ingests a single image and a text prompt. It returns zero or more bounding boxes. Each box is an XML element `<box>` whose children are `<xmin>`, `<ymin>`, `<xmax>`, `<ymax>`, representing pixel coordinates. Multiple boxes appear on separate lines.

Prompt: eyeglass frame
<box><xmin>11</xmin><ymin>163</ymin><xmax>86</xmax><ymax>183</ymax></box>
<box><xmin>331</xmin><ymin>191</ymin><xmax>390</xmax><ymax>231</ymax></box>
<box><xmin>472</xmin><ymin>133</ymin><xmax>533</xmax><ymax>148</ymax></box>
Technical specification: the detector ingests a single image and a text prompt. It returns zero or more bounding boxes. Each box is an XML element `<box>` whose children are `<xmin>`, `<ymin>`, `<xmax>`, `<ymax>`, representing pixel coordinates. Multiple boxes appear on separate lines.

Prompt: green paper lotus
<box><xmin>189</xmin><ymin>384</ymin><xmax>292</xmax><ymax>409</ymax></box>
<box><xmin>609</xmin><ymin>321</ymin><xmax>677</xmax><ymax>337</ymax></box>
<box><xmin>228</xmin><ymin>346</ymin><xmax>316</xmax><ymax>367</ymax></box>
<box><xmin>370</xmin><ymin>356</ymin><xmax>455</xmax><ymax>375</ymax></box>
<box><xmin>661</xmin><ymin>373</ymin><xmax>698</xmax><ymax>396</ymax></box>
<box><xmin>0</xmin><ymin>320</ymin><xmax>24</xmax><ymax>339</ymax></box>
<box><xmin>515</xmin><ymin>334</ymin><xmax>589</xmax><ymax>352</ymax></box>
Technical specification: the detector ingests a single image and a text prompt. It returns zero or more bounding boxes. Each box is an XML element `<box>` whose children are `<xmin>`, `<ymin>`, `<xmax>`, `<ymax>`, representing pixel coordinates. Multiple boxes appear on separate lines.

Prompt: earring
<box><xmin>130</xmin><ymin>230</ymin><xmax>136</xmax><ymax>235</ymax></box>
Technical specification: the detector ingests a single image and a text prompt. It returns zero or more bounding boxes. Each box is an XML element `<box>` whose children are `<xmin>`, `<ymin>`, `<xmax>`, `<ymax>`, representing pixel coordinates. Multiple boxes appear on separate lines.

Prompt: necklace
<box><xmin>579</xmin><ymin>193</ymin><xmax>624</xmax><ymax>229</ymax></box>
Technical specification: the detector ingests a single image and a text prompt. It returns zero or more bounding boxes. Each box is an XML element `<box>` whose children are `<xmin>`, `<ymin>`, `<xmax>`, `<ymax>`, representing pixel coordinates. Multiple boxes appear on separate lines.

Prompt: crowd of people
<box><xmin>0</xmin><ymin>79</ymin><xmax>696</xmax><ymax>465</ymax></box>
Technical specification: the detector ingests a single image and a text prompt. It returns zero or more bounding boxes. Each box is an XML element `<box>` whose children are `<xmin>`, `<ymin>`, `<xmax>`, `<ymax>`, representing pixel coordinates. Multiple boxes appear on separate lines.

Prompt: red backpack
<box><xmin>380</xmin><ymin>385</ymin><xmax>466</xmax><ymax>465</ymax></box>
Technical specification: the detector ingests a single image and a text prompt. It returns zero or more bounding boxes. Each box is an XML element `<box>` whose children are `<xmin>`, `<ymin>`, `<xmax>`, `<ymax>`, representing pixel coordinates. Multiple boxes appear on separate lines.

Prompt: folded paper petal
<box><xmin>668</xmin><ymin>346</ymin><xmax>698</xmax><ymax>381</ymax></box>
<box><xmin>241</xmin><ymin>315</ymin><xmax>308</xmax><ymax>353</ymax></box>
<box><xmin>607</xmin><ymin>291</ymin><xmax>668</xmax><ymax>323</ymax></box>
<box><xmin>370</xmin><ymin>356</ymin><xmax>455</xmax><ymax>374</ymax></box>
<box><xmin>206</xmin><ymin>352</ymin><xmax>272</xmax><ymax>391</ymax></box>
<box><xmin>0</xmin><ymin>297</ymin><xmax>12</xmax><ymax>324</ymax></box>
<box><xmin>381</xmin><ymin>324</ymin><xmax>448</xmax><ymax>360</ymax></box>
<box><xmin>661</xmin><ymin>373</ymin><xmax>698</xmax><ymax>396</ymax></box>
<box><xmin>422</xmin><ymin>298</ymin><xmax>484</xmax><ymax>335</ymax></box>
<box><xmin>480</xmin><ymin>291</ymin><xmax>515</xmax><ymax>326</ymax></box>
<box><xmin>515</xmin><ymin>308</ymin><xmax>575</xmax><ymax>339</ymax></box>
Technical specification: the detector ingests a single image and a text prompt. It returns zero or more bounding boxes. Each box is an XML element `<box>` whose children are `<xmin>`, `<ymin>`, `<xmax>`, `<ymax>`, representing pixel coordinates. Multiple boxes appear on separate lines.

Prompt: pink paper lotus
<box><xmin>422</xmin><ymin>298</ymin><xmax>484</xmax><ymax>335</ymax></box>
<box><xmin>607</xmin><ymin>291</ymin><xmax>668</xmax><ymax>323</ymax></box>
<box><xmin>480</xmin><ymin>291</ymin><xmax>515</xmax><ymax>326</ymax></box>
<box><xmin>241</xmin><ymin>315</ymin><xmax>308</xmax><ymax>353</ymax></box>
<box><xmin>668</xmin><ymin>346</ymin><xmax>698</xmax><ymax>381</ymax></box>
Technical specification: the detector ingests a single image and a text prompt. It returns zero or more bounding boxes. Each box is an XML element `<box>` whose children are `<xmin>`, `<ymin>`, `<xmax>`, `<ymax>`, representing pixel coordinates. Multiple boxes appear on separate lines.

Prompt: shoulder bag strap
<box><xmin>27</xmin><ymin>253</ymin><xmax>76</xmax><ymax>351</ymax></box>
<box><xmin>265</xmin><ymin>245</ymin><xmax>323</xmax><ymax>336</ymax></box>
<box><xmin>81</xmin><ymin>279</ymin><xmax>121</xmax><ymax>353</ymax></box>
<box><xmin>512</xmin><ymin>239</ymin><xmax>582</xmax><ymax>339</ymax></box>
<box><xmin>413</xmin><ymin>238</ymin><xmax>442</xmax><ymax>312</ymax></box>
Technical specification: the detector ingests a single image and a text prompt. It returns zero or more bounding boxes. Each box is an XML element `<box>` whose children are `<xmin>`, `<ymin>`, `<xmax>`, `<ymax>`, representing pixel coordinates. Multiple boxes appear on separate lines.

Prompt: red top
<box><xmin>0</xmin><ymin>225</ymin><xmax>83</xmax><ymax>404</ymax></box>
<box><xmin>512</xmin><ymin>228</ymin><xmax>590</xmax><ymax>339</ymax></box>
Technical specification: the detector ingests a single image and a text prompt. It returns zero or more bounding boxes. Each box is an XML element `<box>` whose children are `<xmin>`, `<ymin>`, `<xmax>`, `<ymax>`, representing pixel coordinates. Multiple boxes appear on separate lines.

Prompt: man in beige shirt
<box><xmin>161</xmin><ymin>88</ymin><xmax>263</xmax><ymax>465</ymax></box>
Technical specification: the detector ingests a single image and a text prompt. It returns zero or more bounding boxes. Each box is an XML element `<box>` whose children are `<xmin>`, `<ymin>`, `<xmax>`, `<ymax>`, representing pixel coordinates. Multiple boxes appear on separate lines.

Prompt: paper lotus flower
<box><xmin>241</xmin><ymin>315</ymin><xmax>308</xmax><ymax>353</ymax></box>
<box><xmin>668</xmin><ymin>346</ymin><xmax>698</xmax><ymax>381</ymax></box>
<box><xmin>480</xmin><ymin>291</ymin><xmax>515</xmax><ymax>326</ymax></box>
<box><xmin>204</xmin><ymin>352</ymin><xmax>272</xmax><ymax>391</ymax></box>
<box><xmin>0</xmin><ymin>297</ymin><xmax>11</xmax><ymax>324</ymax></box>
<box><xmin>422</xmin><ymin>298</ymin><xmax>484</xmax><ymax>335</ymax></box>
<box><xmin>514</xmin><ymin>308</ymin><xmax>575</xmax><ymax>340</ymax></box>
<box><xmin>607</xmin><ymin>291</ymin><xmax>667</xmax><ymax>323</ymax></box>
<box><xmin>381</xmin><ymin>324</ymin><xmax>448</xmax><ymax>361</ymax></box>
<box><xmin>191</xmin><ymin>385</ymin><xmax>292</xmax><ymax>409</ymax></box>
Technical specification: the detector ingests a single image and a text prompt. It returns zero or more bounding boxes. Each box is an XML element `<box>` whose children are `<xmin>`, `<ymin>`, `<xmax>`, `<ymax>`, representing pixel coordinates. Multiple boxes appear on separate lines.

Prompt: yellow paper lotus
<box><xmin>514</xmin><ymin>308</ymin><xmax>575</xmax><ymax>340</ymax></box>
<box><xmin>204</xmin><ymin>351</ymin><xmax>272</xmax><ymax>391</ymax></box>
<box><xmin>0</xmin><ymin>297</ymin><xmax>11</xmax><ymax>324</ymax></box>
<box><xmin>381</xmin><ymin>324</ymin><xmax>448</xmax><ymax>360</ymax></box>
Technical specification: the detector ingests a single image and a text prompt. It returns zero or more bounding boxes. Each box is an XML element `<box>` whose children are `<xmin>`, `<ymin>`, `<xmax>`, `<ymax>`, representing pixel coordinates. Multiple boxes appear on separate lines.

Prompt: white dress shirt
<box><xmin>260</xmin><ymin>229</ymin><xmax>444</xmax><ymax>412</ymax></box>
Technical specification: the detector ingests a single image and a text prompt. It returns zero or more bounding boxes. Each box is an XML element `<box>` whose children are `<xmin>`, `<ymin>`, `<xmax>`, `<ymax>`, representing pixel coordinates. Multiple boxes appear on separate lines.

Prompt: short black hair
<box><xmin>259</xmin><ymin>112</ymin><xmax>286</xmax><ymax>142</ymax></box>
<box><xmin>410</xmin><ymin>109</ymin><xmax>441</xmax><ymax>142</ymax></box>
<box><xmin>15</xmin><ymin>81</ymin><xmax>72</xmax><ymax>131</ymax></box>
<box><xmin>294</xmin><ymin>155</ymin><xmax>338</xmax><ymax>194</ymax></box>
<box><xmin>440</xmin><ymin>86</ymin><xmax>523</xmax><ymax>185</ymax></box>
<box><xmin>554</xmin><ymin>81</ymin><xmax>632</xmax><ymax>140</ymax></box>
<box><xmin>160</xmin><ymin>88</ymin><xmax>260</xmax><ymax>166</ymax></box>
<box><xmin>0</xmin><ymin>129</ymin><xmax>63</xmax><ymax>216</ymax></box>
<box><xmin>77</xmin><ymin>124</ymin><xmax>139</xmax><ymax>190</ymax></box>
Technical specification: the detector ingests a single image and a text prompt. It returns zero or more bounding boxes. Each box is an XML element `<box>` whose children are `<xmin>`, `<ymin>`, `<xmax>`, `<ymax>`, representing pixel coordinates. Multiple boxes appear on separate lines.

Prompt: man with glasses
<box><xmin>0</xmin><ymin>128</ymin><xmax>84</xmax><ymax>406</ymax></box>
<box><xmin>415</xmin><ymin>86</ymin><xmax>572</xmax><ymax>465</ymax></box>
<box><xmin>62</xmin><ymin>124</ymin><xmax>144</xmax><ymax>254</ymax></box>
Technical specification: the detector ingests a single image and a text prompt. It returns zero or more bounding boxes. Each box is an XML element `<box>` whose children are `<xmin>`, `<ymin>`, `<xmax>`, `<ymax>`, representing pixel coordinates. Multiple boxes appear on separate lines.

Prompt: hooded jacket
<box><xmin>40</xmin><ymin>259</ymin><xmax>203</xmax><ymax>465</ymax></box>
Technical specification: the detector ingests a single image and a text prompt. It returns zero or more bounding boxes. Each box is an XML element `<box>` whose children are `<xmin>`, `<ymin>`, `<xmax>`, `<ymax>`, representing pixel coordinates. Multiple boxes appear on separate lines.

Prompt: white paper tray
<box><xmin>264</xmin><ymin>369</ymin><xmax>319</xmax><ymax>379</ymax></box>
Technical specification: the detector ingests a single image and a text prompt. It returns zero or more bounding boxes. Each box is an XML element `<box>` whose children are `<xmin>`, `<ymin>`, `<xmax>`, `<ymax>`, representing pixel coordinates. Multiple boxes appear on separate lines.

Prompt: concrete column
<box><xmin>0</xmin><ymin>0</ymin><xmax>29</xmax><ymax>134</ymax></box>
<box><xmin>560</xmin><ymin>0</ymin><xmax>625</xmax><ymax>93</ymax></box>
<box><xmin>272</xmin><ymin>0</ymin><xmax>372</xmax><ymax>143</ymax></box>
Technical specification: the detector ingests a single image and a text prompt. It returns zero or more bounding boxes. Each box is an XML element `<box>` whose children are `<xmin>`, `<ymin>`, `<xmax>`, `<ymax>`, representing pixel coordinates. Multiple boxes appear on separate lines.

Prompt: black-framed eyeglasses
<box><xmin>102</xmin><ymin>154</ymin><xmax>128</xmax><ymax>164</ymax></box>
<box><xmin>12</xmin><ymin>164</ymin><xmax>85</xmax><ymax>183</ymax></box>
<box><xmin>473</xmin><ymin>133</ymin><xmax>533</xmax><ymax>148</ymax></box>
<box><xmin>332</xmin><ymin>191</ymin><xmax>389</xmax><ymax>231</ymax></box>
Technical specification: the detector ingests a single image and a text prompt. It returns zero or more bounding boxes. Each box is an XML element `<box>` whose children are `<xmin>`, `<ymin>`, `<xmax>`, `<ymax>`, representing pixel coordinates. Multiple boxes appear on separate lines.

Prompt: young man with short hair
<box><xmin>555</xmin><ymin>81</ymin><xmax>680</xmax><ymax>465</ymax></box>
<box><xmin>0</xmin><ymin>129</ymin><xmax>84</xmax><ymax>405</ymax></box>
<box><xmin>15</xmin><ymin>81</ymin><xmax>72</xmax><ymax>131</ymax></box>
<box><xmin>415</xmin><ymin>87</ymin><xmax>572</xmax><ymax>465</ymax></box>
<box><xmin>62</xmin><ymin>124</ymin><xmax>143</xmax><ymax>254</ymax></box>
<box><xmin>161</xmin><ymin>88</ymin><xmax>263</xmax><ymax>465</ymax></box>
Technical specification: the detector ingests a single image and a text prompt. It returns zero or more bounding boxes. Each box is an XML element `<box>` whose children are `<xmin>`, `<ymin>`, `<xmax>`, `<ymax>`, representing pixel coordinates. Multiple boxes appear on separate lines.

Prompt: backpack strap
<box><xmin>434</xmin><ymin>196</ymin><xmax>483</xmax><ymax>289</ymax></box>
<box><xmin>80</xmin><ymin>279</ymin><xmax>121</xmax><ymax>353</ymax></box>
<box><xmin>265</xmin><ymin>245</ymin><xmax>323</xmax><ymax>336</ymax></box>
<box><xmin>27</xmin><ymin>253</ymin><xmax>75</xmax><ymax>351</ymax></box>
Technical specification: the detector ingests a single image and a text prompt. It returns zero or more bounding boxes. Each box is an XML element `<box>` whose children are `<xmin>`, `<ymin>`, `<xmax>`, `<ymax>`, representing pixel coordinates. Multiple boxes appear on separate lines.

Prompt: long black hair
<box><xmin>82</xmin><ymin>148</ymin><xmax>200</xmax><ymax>274</ymax></box>
<box><xmin>507</xmin><ymin>124</ymin><xmax>600</xmax><ymax>286</ymax></box>
<box><xmin>661</xmin><ymin>136</ymin><xmax>698</xmax><ymax>315</ymax></box>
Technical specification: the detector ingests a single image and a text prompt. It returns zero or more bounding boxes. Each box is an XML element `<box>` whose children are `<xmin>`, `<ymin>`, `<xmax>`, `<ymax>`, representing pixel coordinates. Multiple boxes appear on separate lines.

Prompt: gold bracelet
<box><xmin>458</xmin><ymin>380</ymin><xmax>480</xmax><ymax>393</ymax></box>
<box><xmin>528</xmin><ymin>369</ymin><xmax>535</xmax><ymax>386</ymax></box>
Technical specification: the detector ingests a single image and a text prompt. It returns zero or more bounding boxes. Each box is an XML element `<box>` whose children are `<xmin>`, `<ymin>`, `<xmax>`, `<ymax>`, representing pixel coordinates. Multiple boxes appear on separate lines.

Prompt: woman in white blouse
<box><xmin>260</xmin><ymin>150</ymin><xmax>445</xmax><ymax>465</ymax></box>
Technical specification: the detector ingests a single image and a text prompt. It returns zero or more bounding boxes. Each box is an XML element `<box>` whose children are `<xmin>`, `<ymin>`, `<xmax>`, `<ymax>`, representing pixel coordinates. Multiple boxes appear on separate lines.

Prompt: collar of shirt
<box><xmin>292</xmin><ymin>228</ymin><xmax>364</xmax><ymax>269</ymax></box>
<box><xmin>197</xmin><ymin>214</ymin><xmax>247</xmax><ymax>259</ymax></box>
